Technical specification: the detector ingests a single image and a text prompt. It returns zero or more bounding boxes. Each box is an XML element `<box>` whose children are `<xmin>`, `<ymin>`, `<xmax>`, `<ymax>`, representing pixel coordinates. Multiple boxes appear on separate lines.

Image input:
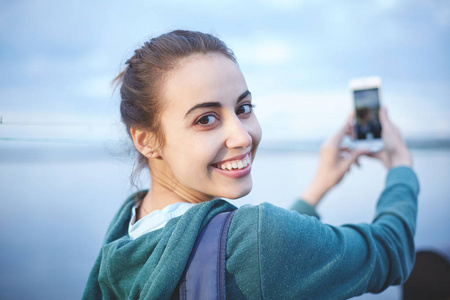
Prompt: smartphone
<box><xmin>349</xmin><ymin>76</ymin><xmax>383</xmax><ymax>152</ymax></box>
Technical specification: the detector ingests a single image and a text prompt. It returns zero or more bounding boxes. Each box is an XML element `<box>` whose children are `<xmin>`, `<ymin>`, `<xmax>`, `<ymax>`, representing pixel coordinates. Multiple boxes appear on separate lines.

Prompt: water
<box><xmin>1</xmin><ymin>141</ymin><xmax>449</xmax><ymax>300</ymax></box>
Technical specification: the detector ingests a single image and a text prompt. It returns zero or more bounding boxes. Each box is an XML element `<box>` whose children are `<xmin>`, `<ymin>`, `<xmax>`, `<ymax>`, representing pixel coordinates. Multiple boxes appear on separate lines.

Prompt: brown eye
<box><xmin>237</xmin><ymin>103</ymin><xmax>253</xmax><ymax>115</ymax></box>
<box><xmin>195</xmin><ymin>115</ymin><xmax>217</xmax><ymax>126</ymax></box>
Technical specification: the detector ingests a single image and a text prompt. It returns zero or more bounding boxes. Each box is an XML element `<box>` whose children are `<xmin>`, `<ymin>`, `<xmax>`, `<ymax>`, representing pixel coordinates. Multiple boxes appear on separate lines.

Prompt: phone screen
<box><xmin>353</xmin><ymin>88</ymin><xmax>381</xmax><ymax>140</ymax></box>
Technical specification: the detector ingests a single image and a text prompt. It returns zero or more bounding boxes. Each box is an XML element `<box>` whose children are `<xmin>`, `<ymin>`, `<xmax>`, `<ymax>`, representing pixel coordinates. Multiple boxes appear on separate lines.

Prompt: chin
<box><xmin>220</xmin><ymin>184</ymin><xmax>252</xmax><ymax>200</ymax></box>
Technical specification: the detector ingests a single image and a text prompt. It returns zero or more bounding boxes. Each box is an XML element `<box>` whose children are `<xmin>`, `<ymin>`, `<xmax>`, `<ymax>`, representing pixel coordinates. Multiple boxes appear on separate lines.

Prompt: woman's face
<box><xmin>156</xmin><ymin>53</ymin><xmax>262</xmax><ymax>201</ymax></box>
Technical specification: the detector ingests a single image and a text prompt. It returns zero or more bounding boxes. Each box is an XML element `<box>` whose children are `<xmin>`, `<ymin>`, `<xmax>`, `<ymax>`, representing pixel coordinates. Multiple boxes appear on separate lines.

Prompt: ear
<box><xmin>130</xmin><ymin>127</ymin><xmax>162</xmax><ymax>159</ymax></box>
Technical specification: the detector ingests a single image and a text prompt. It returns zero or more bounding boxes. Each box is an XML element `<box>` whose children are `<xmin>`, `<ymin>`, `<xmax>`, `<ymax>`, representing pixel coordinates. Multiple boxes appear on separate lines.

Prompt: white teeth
<box><xmin>217</xmin><ymin>154</ymin><xmax>251</xmax><ymax>171</ymax></box>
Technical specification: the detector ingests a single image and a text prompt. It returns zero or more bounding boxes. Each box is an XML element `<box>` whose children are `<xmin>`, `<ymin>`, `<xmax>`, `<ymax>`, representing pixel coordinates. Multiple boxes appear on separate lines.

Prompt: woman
<box><xmin>83</xmin><ymin>30</ymin><xmax>418</xmax><ymax>299</ymax></box>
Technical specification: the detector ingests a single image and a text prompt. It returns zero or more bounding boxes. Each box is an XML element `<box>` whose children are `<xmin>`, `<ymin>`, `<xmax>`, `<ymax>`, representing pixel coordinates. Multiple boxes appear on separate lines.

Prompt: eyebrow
<box><xmin>184</xmin><ymin>90</ymin><xmax>251</xmax><ymax>117</ymax></box>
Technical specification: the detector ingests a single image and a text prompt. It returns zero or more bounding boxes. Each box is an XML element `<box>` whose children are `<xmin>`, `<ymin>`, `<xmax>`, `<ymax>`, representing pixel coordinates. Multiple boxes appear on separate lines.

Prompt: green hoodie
<box><xmin>83</xmin><ymin>166</ymin><xmax>419</xmax><ymax>299</ymax></box>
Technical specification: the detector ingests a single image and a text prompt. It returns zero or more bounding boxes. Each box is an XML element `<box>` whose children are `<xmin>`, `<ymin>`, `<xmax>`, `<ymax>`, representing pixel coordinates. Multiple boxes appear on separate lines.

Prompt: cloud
<box><xmin>1</xmin><ymin>0</ymin><xmax>449</xmax><ymax>141</ymax></box>
<box><xmin>255</xmin><ymin>91</ymin><xmax>351</xmax><ymax>140</ymax></box>
<box><xmin>80</xmin><ymin>74</ymin><xmax>114</xmax><ymax>99</ymax></box>
<box><xmin>254</xmin><ymin>86</ymin><xmax>450</xmax><ymax>141</ymax></box>
<box><xmin>232</xmin><ymin>39</ymin><xmax>294</xmax><ymax>66</ymax></box>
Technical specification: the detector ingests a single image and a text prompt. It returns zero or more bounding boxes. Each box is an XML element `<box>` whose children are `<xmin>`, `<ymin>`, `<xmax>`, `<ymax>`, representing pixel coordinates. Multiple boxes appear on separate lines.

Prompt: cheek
<box><xmin>247</xmin><ymin>116</ymin><xmax>262</xmax><ymax>162</ymax></box>
<box><xmin>249</xmin><ymin>116</ymin><xmax>262</xmax><ymax>147</ymax></box>
<box><xmin>164</xmin><ymin>133</ymin><xmax>220</xmax><ymax>176</ymax></box>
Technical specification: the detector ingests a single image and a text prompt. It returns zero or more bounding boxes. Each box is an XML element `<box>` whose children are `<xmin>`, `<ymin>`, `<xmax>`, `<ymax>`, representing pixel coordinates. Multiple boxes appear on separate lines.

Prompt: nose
<box><xmin>224</xmin><ymin>116</ymin><xmax>252</xmax><ymax>149</ymax></box>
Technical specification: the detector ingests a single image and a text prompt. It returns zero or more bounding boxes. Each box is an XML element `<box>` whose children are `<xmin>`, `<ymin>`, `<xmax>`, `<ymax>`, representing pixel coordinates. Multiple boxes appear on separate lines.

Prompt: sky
<box><xmin>1</xmin><ymin>0</ymin><xmax>449</xmax><ymax>143</ymax></box>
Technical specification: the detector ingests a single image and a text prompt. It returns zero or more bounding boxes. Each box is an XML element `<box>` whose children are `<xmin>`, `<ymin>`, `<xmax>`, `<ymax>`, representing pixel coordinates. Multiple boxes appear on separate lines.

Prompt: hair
<box><xmin>114</xmin><ymin>30</ymin><xmax>237</xmax><ymax>186</ymax></box>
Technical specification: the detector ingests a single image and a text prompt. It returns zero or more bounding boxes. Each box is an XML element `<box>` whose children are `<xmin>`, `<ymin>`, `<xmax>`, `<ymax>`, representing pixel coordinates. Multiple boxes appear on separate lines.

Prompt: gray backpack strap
<box><xmin>179</xmin><ymin>210</ymin><xmax>236</xmax><ymax>300</ymax></box>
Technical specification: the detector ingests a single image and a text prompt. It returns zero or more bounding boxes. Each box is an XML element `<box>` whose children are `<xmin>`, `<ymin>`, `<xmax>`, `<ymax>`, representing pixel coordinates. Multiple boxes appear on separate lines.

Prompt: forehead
<box><xmin>161</xmin><ymin>53</ymin><xmax>247</xmax><ymax>112</ymax></box>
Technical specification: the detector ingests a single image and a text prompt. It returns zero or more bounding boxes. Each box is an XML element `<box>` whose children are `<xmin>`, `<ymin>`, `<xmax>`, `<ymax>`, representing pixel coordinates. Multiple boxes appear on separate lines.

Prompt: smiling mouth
<box><xmin>212</xmin><ymin>153</ymin><xmax>251</xmax><ymax>171</ymax></box>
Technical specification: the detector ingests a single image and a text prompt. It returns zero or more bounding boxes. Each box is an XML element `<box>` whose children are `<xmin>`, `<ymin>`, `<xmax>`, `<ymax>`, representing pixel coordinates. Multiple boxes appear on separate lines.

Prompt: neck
<box><xmin>137</xmin><ymin>159</ymin><xmax>213</xmax><ymax>220</ymax></box>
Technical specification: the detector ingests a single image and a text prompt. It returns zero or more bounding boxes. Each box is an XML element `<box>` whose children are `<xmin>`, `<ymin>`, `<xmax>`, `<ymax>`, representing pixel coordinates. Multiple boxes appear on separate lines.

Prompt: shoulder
<box><xmin>227</xmin><ymin>202</ymin><xmax>322</xmax><ymax>261</ymax></box>
<box><xmin>225</xmin><ymin>203</ymin><xmax>322</xmax><ymax>298</ymax></box>
<box><xmin>231</xmin><ymin>202</ymin><xmax>319</xmax><ymax>233</ymax></box>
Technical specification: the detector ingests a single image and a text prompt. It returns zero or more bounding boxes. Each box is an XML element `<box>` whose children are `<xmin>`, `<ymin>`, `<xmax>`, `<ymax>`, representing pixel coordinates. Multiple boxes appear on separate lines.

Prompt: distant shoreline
<box><xmin>1</xmin><ymin>137</ymin><xmax>450</xmax><ymax>150</ymax></box>
<box><xmin>0</xmin><ymin>138</ymin><xmax>449</xmax><ymax>164</ymax></box>
<box><xmin>259</xmin><ymin>138</ymin><xmax>450</xmax><ymax>152</ymax></box>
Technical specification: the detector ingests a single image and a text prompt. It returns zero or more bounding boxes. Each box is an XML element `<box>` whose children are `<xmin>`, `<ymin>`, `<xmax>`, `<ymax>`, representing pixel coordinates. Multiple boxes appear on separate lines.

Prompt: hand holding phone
<box><xmin>301</xmin><ymin>115</ymin><xmax>369</xmax><ymax>207</ymax></box>
<box><xmin>349</xmin><ymin>76</ymin><xmax>383</xmax><ymax>152</ymax></box>
<box><xmin>368</xmin><ymin>107</ymin><xmax>413</xmax><ymax>168</ymax></box>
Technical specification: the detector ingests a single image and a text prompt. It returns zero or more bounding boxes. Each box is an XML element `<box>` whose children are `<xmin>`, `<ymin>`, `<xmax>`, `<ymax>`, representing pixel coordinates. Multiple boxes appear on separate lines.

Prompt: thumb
<box><xmin>329</xmin><ymin>114</ymin><xmax>354</xmax><ymax>146</ymax></box>
<box><xmin>379</xmin><ymin>106</ymin><xmax>391</xmax><ymax>128</ymax></box>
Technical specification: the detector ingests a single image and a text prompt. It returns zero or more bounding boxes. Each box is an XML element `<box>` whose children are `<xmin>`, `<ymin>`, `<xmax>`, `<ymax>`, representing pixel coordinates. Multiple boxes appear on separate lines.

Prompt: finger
<box><xmin>379</xmin><ymin>107</ymin><xmax>404</xmax><ymax>141</ymax></box>
<box><xmin>379</xmin><ymin>106</ymin><xmax>387</xmax><ymax>122</ymax></box>
<box><xmin>328</xmin><ymin>126</ymin><xmax>347</xmax><ymax>146</ymax></box>
<box><xmin>345</xmin><ymin>112</ymin><xmax>355</xmax><ymax>136</ymax></box>
<box><xmin>338</xmin><ymin>147</ymin><xmax>352</xmax><ymax>160</ymax></box>
<box><xmin>344</xmin><ymin>113</ymin><xmax>355</xmax><ymax>136</ymax></box>
<box><xmin>349</xmin><ymin>118</ymin><xmax>356</xmax><ymax>140</ymax></box>
<box><xmin>328</xmin><ymin>114</ymin><xmax>354</xmax><ymax>146</ymax></box>
<box><xmin>379</xmin><ymin>106</ymin><xmax>392</xmax><ymax>129</ymax></box>
<box><xmin>367</xmin><ymin>150</ymin><xmax>390</xmax><ymax>166</ymax></box>
<box><xmin>338</xmin><ymin>152</ymin><xmax>348</xmax><ymax>160</ymax></box>
<box><xmin>367</xmin><ymin>150</ymin><xmax>383</xmax><ymax>159</ymax></box>
<box><xmin>341</xmin><ymin>148</ymin><xmax>369</xmax><ymax>172</ymax></box>
<box><xmin>339</xmin><ymin>147</ymin><xmax>352</xmax><ymax>153</ymax></box>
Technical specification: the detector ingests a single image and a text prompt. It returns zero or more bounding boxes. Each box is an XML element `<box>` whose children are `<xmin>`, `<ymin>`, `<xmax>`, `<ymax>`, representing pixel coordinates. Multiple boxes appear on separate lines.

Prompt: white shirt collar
<box><xmin>128</xmin><ymin>202</ymin><xmax>197</xmax><ymax>240</ymax></box>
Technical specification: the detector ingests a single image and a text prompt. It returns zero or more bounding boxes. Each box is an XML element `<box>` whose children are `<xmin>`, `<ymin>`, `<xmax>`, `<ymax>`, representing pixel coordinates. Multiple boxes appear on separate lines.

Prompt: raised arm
<box><xmin>299</xmin><ymin>115</ymin><xmax>368</xmax><ymax>208</ymax></box>
<box><xmin>262</xmin><ymin>107</ymin><xmax>418</xmax><ymax>298</ymax></box>
<box><xmin>300</xmin><ymin>107</ymin><xmax>412</xmax><ymax>207</ymax></box>
<box><xmin>259</xmin><ymin>165</ymin><xmax>419</xmax><ymax>299</ymax></box>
